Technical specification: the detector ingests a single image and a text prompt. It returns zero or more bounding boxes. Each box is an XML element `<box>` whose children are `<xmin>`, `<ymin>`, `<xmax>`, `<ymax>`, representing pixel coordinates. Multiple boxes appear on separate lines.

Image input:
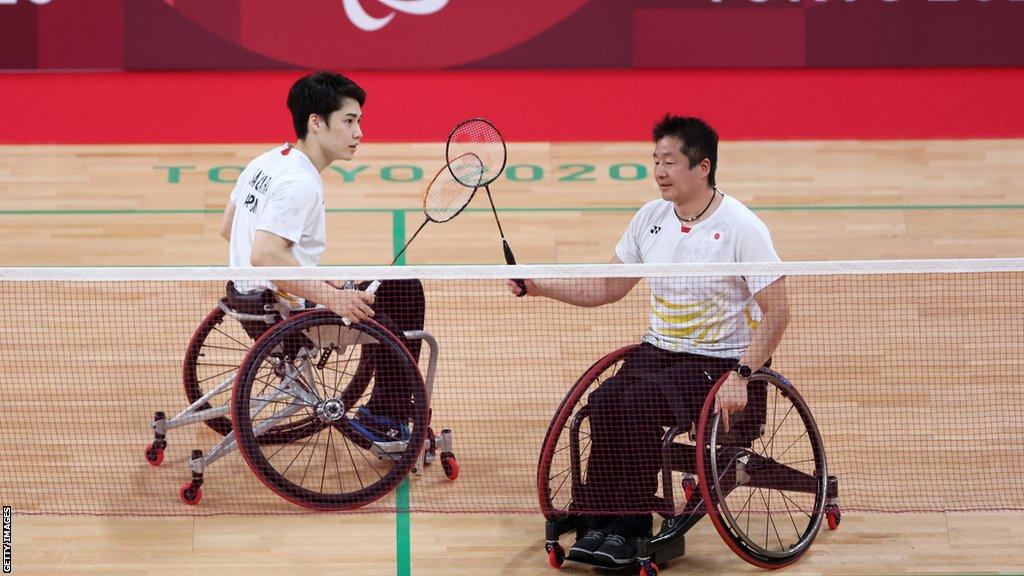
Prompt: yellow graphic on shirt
<box><xmin>743</xmin><ymin>308</ymin><xmax>760</xmax><ymax>331</ymax></box>
<box><xmin>652</xmin><ymin>294</ymin><xmax>727</xmax><ymax>344</ymax></box>
<box><xmin>651</xmin><ymin>293</ymin><xmax>759</xmax><ymax>346</ymax></box>
<box><xmin>275</xmin><ymin>289</ymin><xmax>300</xmax><ymax>309</ymax></box>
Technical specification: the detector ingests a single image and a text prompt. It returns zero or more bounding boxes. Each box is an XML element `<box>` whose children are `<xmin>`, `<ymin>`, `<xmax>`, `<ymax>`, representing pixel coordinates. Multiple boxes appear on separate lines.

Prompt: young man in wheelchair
<box><xmin>512</xmin><ymin>115</ymin><xmax>790</xmax><ymax>566</ymax></box>
<box><xmin>218</xmin><ymin>71</ymin><xmax>424</xmax><ymax>444</ymax></box>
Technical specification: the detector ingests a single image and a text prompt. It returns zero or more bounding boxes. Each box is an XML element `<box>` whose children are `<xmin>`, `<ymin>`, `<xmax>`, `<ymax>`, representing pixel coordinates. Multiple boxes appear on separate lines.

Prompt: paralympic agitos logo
<box><xmin>161</xmin><ymin>0</ymin><xmax>592</xmax><ymax>67</ymax></box>
<box><xmin>342</xmin><ymin>0</ymin><xmax>449</xmax><ymax>32</ymax></box>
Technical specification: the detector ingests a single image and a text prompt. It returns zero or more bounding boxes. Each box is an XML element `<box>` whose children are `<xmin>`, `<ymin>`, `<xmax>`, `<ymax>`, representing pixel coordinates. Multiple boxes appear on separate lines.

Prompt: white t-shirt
<box><xmin>615</xmin><ymin>191</ymin><xmax>781</xmax><ymax>358</ymax></box>
<box><xmin>228</xmin><ymin>144</ymin><xmax>326</xmax><ymax>293</ymax></box>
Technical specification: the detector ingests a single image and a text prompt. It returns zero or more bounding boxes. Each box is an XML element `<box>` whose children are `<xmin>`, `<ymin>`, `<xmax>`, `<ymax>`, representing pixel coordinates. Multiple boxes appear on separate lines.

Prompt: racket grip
<box><xmin>512</xmin><ymin>278</ymin><xmax>528</xmax><ymax>297</ymax></box>
<box><xmin>502</xmin><ymin>240</ymin><xmax>517</xmax><ymax>265</ymax></box>
<box><xmin>500</xmin><ymin>241</ymin><xmax>527</xmax><ymax>296</ymax></box>
<box><xmin>342</xmin><ymin>280</ymin><xmax>382</xmax><ymax>326</ymax></box>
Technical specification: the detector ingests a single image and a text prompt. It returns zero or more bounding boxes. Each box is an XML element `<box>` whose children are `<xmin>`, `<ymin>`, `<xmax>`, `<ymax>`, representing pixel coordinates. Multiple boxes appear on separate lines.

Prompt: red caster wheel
<box><xmin>639</xmin><ymin>561</ymin><xmax>660</xmax><ymax>575</ymax></box>
<box><xmin>441</xmin><ymin>452</ymin><xmax>459</xmax><ymax>481</ymax></box>
<box><xmin>682</xmin><ymin>477</ymin><xmax>696</xmax><ymax>501</ymax></box>
<box><xmin>179</xmin><ymin>482</ymin><xmax>202</xmax><ymax>505</ymax></box>
<box><xmin>826</xmin><ymin>505</ymin><xmax>841</xmax><ymax>530</ymax></box>
<box><xmin>546</xmin><ymin>542</ymin><xmax>565</xmax><ymax>568</ymax></box>
<box><xmin>144</xmin><ymin>443</ymin><xmax>165</xmax><ymax>467</ymax></box>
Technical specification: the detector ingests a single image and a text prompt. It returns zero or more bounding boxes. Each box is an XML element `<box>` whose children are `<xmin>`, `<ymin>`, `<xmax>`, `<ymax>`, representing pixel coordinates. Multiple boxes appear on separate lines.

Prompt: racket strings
<box><xmin>424</xmin><ymin>153</ymin><xmax>483</xmax><ymax>223</ymax></box>
<box><xmin>447</xmin><ymin>119</ymin><xmax>506</xmax><ymax>187</ymax></box>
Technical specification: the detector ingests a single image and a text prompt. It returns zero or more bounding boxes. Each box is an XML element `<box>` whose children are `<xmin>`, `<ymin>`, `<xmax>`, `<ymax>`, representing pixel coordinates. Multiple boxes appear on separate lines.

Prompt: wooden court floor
<box><xmin>3</xmin><ymin>140</ymin><xmax>1024</xmax><ymax>575</ymax></box>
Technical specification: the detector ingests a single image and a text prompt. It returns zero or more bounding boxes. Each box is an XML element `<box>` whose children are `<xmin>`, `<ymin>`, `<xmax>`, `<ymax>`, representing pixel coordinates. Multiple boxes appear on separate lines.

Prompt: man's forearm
<box><xmin>250</xmin><ymin>245</ymin><xmax>334</xmax><ymax>304</ymax></box>
<box><xmin>739</xmin><ymin>309</ymin><xmax>789</xmax><ymax>372</ymax></box>
<box><xmin>533</xmin><ymin>278</ymin><xmax>628</xmax><ymax>308</ymax></box>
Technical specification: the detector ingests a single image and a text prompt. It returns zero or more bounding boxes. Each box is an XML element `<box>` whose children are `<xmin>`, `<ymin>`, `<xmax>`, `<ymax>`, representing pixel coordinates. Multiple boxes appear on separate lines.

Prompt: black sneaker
<box><xmin>593</xmin><ymin>533</ymin><xmax>637</xmax><ymax>566</ymax></box>
<box><xmin>567</xmin><ymin>529</ymin><xmax>606</xmax><ymax>560</ymax></box>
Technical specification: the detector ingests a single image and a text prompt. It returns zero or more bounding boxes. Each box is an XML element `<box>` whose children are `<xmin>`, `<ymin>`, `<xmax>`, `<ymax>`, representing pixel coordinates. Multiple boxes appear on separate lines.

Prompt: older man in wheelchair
<box><xmin>516</xmin><ymin>116</ymin><xmax>839</xmax><ymax>573</ymax></box>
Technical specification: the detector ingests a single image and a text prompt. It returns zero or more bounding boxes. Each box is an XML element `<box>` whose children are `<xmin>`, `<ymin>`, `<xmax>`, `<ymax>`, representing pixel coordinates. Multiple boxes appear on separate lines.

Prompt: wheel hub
<box><xmin>316</xmin><ymin>398</ymin><xmax>346</xmax><ymax>422</ymax></box>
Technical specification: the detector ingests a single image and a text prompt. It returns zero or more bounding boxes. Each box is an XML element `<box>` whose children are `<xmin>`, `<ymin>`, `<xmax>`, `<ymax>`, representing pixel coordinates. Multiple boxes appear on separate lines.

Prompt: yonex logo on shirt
<box><xmin>650</xmin><ymin>225</ymin><xmax>661</xmax><ymax>235</ymax></box>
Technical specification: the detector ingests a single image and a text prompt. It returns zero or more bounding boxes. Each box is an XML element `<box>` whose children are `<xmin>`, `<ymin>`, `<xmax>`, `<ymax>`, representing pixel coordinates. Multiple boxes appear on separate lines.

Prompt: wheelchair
<box><xmin>538</xmin><ymin>345</ymin><xmax>840</xmax><ymax>574</ymax></box>
<box><xmin>144</xmin><ymin>282</ymin><xmax>458</xmax><ymax>510</ymax></box>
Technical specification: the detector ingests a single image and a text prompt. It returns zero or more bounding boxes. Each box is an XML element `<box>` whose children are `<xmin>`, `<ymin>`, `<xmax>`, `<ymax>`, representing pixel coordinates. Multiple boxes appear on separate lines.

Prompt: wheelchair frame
<box><xmin>145</xmin><ymin>292</ymin><xmax>457</xmax><ymax>509</ymax></box>
<box><xmin>538</xmin><ymin>345</ymin><xmax>841</xmax><ymax>575</ymax></box>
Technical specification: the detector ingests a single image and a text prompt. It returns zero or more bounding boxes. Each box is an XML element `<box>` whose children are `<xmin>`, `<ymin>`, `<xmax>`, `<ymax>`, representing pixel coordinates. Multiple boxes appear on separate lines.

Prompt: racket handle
<box><xmin>342</xmin><ymin>280</ymin><xmax>382</xmax><ymax>326</ymax></box>
<box><xmin>500</xmin><ymin>240</ymin><xmax>527</xmax><ymax>297</ymax></box>
<box><xmin>511</xmin><ymin>278</ymin><xmax>528</xmax><ymax>297</ymax></box>
<box><xmin>502</xmin><ymin>240</ymin><xmax>517</xmax><ymax>265</ymax></box>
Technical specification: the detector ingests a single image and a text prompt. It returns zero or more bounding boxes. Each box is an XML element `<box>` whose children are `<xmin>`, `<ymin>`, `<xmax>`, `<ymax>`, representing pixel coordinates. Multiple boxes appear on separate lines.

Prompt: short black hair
<box><xmin>287</xmin><ymin>71</ymin><xmax>366</xmax><ymax>140</ymax></box>
<box><xmin>652</xmin><ymin>114</ymin><xmax>718</xmax><ymax>187</ymax></box>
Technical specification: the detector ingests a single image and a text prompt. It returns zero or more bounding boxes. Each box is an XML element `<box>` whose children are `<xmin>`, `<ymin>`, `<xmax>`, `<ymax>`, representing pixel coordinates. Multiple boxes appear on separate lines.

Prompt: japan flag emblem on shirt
<box><xmin>712</xmin><ymin>231</ymin><xmax>722</xmax><ymax>241</ymax></box>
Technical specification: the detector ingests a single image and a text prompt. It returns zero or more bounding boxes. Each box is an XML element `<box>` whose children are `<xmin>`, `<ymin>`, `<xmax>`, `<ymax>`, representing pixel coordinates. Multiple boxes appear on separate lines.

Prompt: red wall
<box><xmin>2</xmin><ymin>68</ymin><xmax>1022</xmax><ymax>143</ymax></box>
<box><xmin>1</xmin><ymin>0</ymin><xmax>1023</xmax><ymax>70</ymax></box>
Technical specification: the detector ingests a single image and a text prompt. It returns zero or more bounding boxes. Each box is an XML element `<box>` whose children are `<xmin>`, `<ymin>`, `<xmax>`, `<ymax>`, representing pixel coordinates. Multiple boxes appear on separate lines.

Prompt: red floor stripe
<box><xmin>1</xmin><ymin>68</ymin><xmax>1022</xmax><ymax>143</ymax></box>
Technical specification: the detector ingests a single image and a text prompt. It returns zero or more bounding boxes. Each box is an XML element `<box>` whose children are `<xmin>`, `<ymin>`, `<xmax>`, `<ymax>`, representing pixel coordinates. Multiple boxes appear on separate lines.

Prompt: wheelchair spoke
<box><xmin>320</xmin><ymin>426</ymin><xmax>335</xmax><ymax>494</ymax></box>
<box><xmin>329</xmin><ymin>325</ymin><xmax>349</xmax><ymax>398</ymax></box>
<box><xmin>211</xmin><ymin>325</ymin><xmax>254</xmax><ymax>350</ymax></box>
<box><xmin>307</xmin><ymin>327</ymin><xmax>335</xmax><ymax>403</ymax></box>
<box><xmin>766</xmin><ymin>402</ymin><xmax>797</xmax><ymax>458</ymax></box>
<box><xmin>264</xmin><ymin>430</ymin><xmax>305</xmax><ymax>462</ymax></box>
<box><xmin>579</xmin><ymin>436</ymin><xmax>592</xmax><ymax>466</ymax></box>
<box><xmin>196</xmin><ymin>361</ymin><xmax>244</xmax><ymax>371</ymax></box>
<box><xmin>552</xmin><ymin>432</ymin><xmax>590</xmax><ymax>457</ymax></box>
<box><xmin>773</xmin><ymin>430</ymin><xmax>809</xmax><ymax>464</ymax></box>
<box><xmin>746</xmin><ymin>489</ymin><xmax>752</xmax><ymax>535</ymax></box>
<box><xmin>332</xmin><ymin>334</ymin><xmax>360</xmax><ymax>398</ymax></box>
<box><xmin>340</xmin><ymin>429</ymin><xmax>366</xmax><ymax>489</ymax></box>
<box><xmin>551</xmin><ymin>466</ymin><xmax>572</xmax><ymax>505</ymax></box>
<box><xmin>329</xmin><ymin>427</ymin><xmax>345</xmax><ymax>493</ymax></box>
<box><xmin>777</xmin><ymin>457</ymin><xmax>816</xmax><ymax>467</ymax></box>
<box><xmin>770</xmin><ymin>390</ymin><xmax>779</xmax><ymax>460</ymax></box>
<box><xmin>195</xmin><ymin>366</ymin><xmax>238</xmax><ymax>389</ymax></box>
<box><xmin>319</xmin><ymin>364</ymin><xmax>360</xmax><ymax>385</ymax></box>
<box><xmin>735</xmin><ymin>485</ymin><xmax>757</xmax><ymax>520</ymax></box>
<box><xmin>756</xmin><ymin>433</ymin><xmax>771</xmax><ymax>460</ymax></box>
<box><xmin>251</xmin><ymin>368</ymin><xmax>279</xmax><ymax>403</ymax></box>
<box><xmin>304</xmin><ymin>354</ymin><xmax>331</xmax><ymax>405</ymax></box>
<box><xmin>298</xmin><ymin>426</ymin><xmax>324</xmax><ymax>487</ymax></box>
<box><xmin>758</xmin><ymin>487</ymin><xmax>785</xmax><ymax>551</ymax></box>
<box><xmin>198</xmin><ymin>342</ymin><xmax>250</xmax><ymax>354</ymax></box>
<box><xmin>777</xmin><ymin>487</ymin><xmax>812</xmax><ymax>520</ymax></box>
<box><xmin>253</xmin><ymin>376</ymin><xmax>315</xmax><ymax>407</ymax></box>
<box><xmin>778</xmin><ymin>488</ymin><xmax>801</xmax><ymax>540</ymax></box>
<box><xmin>278</xmin><ymin>425</ymin><xmax>321</xmax><ymax>477</ymax></box>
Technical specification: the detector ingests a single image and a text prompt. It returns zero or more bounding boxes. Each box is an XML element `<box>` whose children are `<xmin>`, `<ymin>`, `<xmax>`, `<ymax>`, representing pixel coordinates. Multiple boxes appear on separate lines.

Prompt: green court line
<box><xmin>392</xmin><ymin>210</ymin><xmax>407</xmax><ymax>266</ymax></box>
<box><xmin>396</xmin><ymin>479</ymin><xmax>411</xmax><ymax>576</ymax></box>
<box><xmin>392</xmin><ymin>209</ymin><xmax>412</xmax><ymax>576</ymax></box>
<box><xmin>1</xmin><ymin>203</ymin><xmax>1023</xmax><ymax>216</ymax></box>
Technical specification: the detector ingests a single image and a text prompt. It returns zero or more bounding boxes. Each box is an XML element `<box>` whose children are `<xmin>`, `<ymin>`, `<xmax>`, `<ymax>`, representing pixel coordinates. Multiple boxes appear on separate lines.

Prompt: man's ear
<box><xmin>700</xmin><ymin>158</ymin><xmax>712</xmax><ymax>179</ymax></box>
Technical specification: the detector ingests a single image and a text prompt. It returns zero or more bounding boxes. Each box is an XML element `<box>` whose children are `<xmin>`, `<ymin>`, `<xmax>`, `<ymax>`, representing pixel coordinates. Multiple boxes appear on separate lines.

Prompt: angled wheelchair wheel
<box><xmin>182</xmin><ymin>305</ymin><xmax>251</xmax><ymax>437</ymax></box>
<box><xmin>695</xmin><ymin>368</ymin><xmax>828</xmax><ymax>569</ymax></box>
<box><xmin>537</xmin><ymin>344</ymin><xmax>639</xmax><ymax>520</ymax></box>
<box><xmin>232</xmin><ymin>310</ymin><xmax>428</xmax><ymax>511</ymax></box>
<box><xmin>184</xmin><ymin>306</ymin><xmax>376</xmax><ymax>444</ymax></box>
